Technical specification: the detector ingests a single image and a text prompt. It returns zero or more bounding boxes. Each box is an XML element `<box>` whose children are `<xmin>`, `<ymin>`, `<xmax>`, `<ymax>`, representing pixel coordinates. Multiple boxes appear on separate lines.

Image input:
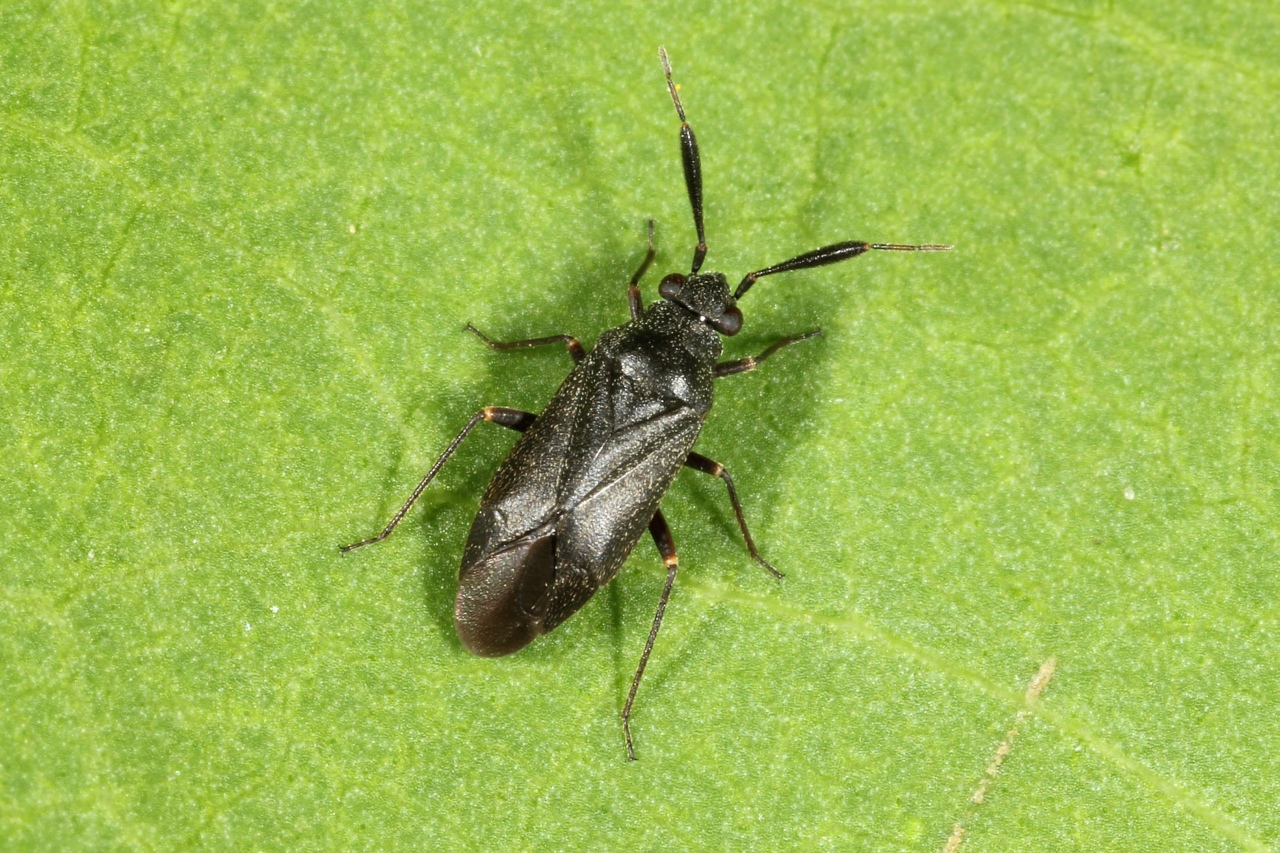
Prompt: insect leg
<box><xmin>465</xmin><ymin>323</ymin><xmax>585</xmax><ymax>364</ymax></box>
<box><xmin>683</xmin><ymin>451</ymin><xmax>783</xmax><ymax>579</ymax></box>
<box><xmin>622</xmin><ymin>508</ymin><xmax>680</xmax><ymax>761</ymax></box>
<box><xmin>628</xmin><ymin>219</ymin><xmax>657</xmax><ymax>321</ymax></box>
<box><xmin>340</xmin><ymin>407</ymin><xmax>536</xmax><ymax>553</ymax></box>
<box><xmin>714</xmin><ymin>330</ymin><xmax>822</xmax><ymax>378</ymax></box>
<box><xmin>659</xmin><ymin>47</ymin><xmax>707</xmax><ymax>275</ymax></box>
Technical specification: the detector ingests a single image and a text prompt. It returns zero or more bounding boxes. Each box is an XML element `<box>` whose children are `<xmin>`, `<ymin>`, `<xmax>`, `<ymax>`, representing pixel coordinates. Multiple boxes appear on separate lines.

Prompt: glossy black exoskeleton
<box><xmin>342</xmin><ymin>48</ymin><xmax>948</xmax><ymax>759</ymax></box>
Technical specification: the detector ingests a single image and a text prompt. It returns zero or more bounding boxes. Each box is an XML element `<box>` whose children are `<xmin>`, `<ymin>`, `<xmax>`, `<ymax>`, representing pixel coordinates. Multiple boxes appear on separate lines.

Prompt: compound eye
<box><xmin>658</xmin><ymin>274</ymin><xmax>685</xmax><ymax>301</ymax></box>
<box><xmin>713</xmin><ymin>305</ymin><xmax>743</xmax><ymax>336</ymax></box>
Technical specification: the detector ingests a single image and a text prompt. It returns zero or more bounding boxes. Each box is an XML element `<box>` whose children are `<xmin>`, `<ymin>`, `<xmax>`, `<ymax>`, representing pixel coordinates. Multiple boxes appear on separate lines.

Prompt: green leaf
<box><xmin>3</xmin><ymin>1</ymin><xmax>1277</xmax><ymax>850</ymax></box>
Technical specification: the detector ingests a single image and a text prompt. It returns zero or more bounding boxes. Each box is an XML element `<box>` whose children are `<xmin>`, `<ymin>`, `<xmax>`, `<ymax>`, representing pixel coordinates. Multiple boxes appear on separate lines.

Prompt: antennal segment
<box><xmin>659</xmin><ymin>47</ymin><xmax>708</xmax><ymax>275</ymax></box>
<box><xmin>734</xmin><ymin>241</ymin><xmax>951</xmax><ymax>299</ymax></box>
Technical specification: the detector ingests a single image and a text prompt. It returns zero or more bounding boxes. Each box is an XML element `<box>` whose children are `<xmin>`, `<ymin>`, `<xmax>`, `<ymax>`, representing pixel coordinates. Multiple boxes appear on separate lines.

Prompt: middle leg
<box><xmin>340</xmin><ymin>406</ymin><xmax>537</xmax><ymax>553</ymax></box>
<box><xmin>684</xmin><ymin>451</ymin><xmax>782</xmax><ymax>578</ymax></box>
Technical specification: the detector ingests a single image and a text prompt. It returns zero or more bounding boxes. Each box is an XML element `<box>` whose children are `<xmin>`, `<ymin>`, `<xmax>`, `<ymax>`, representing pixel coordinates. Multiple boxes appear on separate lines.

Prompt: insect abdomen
<box><xmin>455</xmin><ymin>533</ymin><xmax>558</xmax><ymax>656</ymax></box>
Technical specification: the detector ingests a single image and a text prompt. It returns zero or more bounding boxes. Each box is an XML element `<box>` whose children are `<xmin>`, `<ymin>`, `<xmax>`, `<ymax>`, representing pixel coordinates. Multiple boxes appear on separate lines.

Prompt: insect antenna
<box><xmin>735</xmin><ymin>241</ymin><xmax>951</xmax><ymax>300</ymax></box>
<box><xmin>660</xmin><ymin>47</ymin><xmax>708</xmax><ymax>275</ymax></box>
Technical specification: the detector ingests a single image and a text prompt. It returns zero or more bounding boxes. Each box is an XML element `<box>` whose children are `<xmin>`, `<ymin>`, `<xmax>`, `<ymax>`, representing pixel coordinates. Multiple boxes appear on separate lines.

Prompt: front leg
<box><xmin>627</xmin><ymin>220</ymin><xmax>657</xmax><ymax>321</ymax></box>
<box><xmin>466</xmin><ymin>323</ymin><xmax>585</xmax><ymax>364</ymax></box>
<box><xmin>715</xmin><ymin>330</ymin><xmax>821</xmax><ymax>378</ymax></box>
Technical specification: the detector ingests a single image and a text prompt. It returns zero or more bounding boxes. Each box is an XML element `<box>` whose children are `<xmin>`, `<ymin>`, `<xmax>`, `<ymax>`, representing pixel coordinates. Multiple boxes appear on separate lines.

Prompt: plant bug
<box><xmin>342</xmin><ymin>48</ymin><xmax>949</xmax><ymax>759</ymax></box>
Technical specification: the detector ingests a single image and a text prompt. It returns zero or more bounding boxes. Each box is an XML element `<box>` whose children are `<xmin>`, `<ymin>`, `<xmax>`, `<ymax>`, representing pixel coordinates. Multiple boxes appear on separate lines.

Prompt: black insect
<box><xmin>342</xmin><ymin>48</ymin><xmax>948</xmax><ymax>759</ymax></box>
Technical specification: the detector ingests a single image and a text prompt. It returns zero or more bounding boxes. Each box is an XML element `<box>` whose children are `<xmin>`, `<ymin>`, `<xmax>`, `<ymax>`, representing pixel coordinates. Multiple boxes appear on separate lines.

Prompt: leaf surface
<box><xmin>3</xmin><ymin>1</ymin><xmax>1277</xmax><ymax>850</ymax></box>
